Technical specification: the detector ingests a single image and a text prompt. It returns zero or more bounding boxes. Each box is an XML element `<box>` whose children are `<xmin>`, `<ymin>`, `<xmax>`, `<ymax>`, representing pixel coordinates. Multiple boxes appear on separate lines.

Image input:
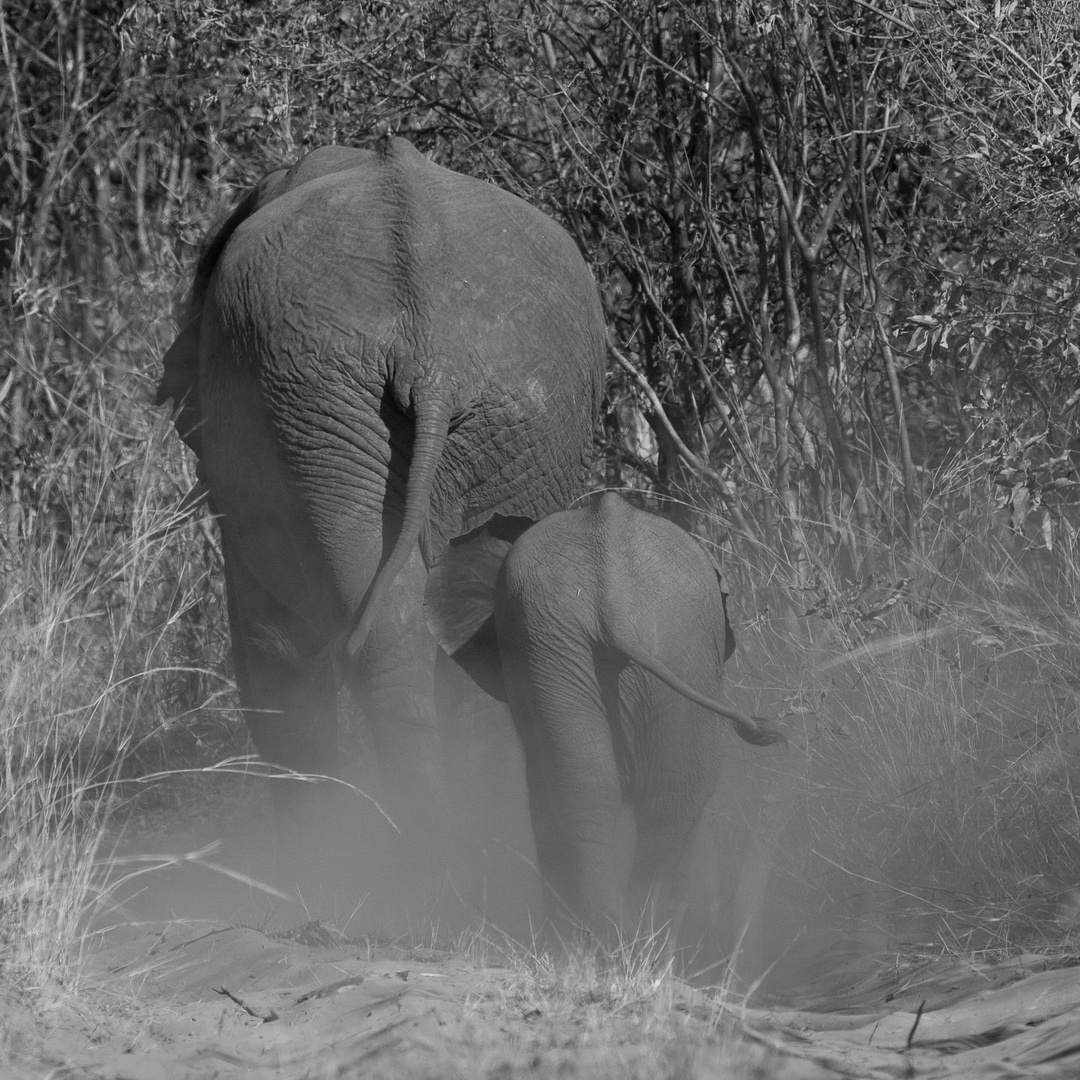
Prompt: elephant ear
<box><xmin>440</xmin><ymin>614</ymin><xmax>505</xmax><ymax>702</ymax></box>
<box><xmin>155</xmin><ymin>150</ymin><xmax>363</xmax><ymax>431</ymax></box>
<box><xmin>156</xmin><ymin>319</ymin><xmax>204</xmax><ymax>457</ymax></box>
<box><xmin>711</xmin><ymin>561</ymin><xmax>737</xmax><ymax>663</ymax></box>
<box><xmin>424</xmin><ymin>515</ymin><xmax>534</xmax><ymax>702</ymax></box>
<box><xmin>154</xmin><ymin>177</ymin><xmax>284</xmax><ymax>450</ymax></box>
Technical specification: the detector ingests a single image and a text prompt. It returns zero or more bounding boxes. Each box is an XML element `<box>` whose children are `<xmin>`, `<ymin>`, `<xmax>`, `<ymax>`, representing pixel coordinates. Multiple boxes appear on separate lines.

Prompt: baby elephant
<box><xmin>493</xmin><ymin>492</ymin><xmax>783</xmax><ymax>940</ymax></box>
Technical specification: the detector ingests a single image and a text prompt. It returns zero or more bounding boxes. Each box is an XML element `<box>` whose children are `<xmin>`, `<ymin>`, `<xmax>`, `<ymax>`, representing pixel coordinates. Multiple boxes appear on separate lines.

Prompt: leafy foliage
<box><xmin>4</xmin><ymin>1</ymin><xmax>1078</xmax><ymax>559</ymax></box>
<box><xmin>1</xmin><ymin>0</ymin><xmax>1079</xmax><ymax>965</ymax></box>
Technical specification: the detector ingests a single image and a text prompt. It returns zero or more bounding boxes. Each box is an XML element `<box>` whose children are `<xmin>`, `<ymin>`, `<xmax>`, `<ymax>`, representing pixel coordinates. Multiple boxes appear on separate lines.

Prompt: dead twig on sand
<box><xmin>214</xmin><ymin>986</ymin><xmax>280</xmax><ymax>1023</ymax></box>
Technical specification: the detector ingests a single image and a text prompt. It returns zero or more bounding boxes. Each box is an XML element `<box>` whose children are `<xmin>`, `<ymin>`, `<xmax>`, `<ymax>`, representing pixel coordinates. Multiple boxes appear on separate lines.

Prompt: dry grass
<box><xmin>5</xmin><ymin>457</ymin><xmax>1078</xmax><ymax>1012</ymax></box>
<box><xmin>0</xmin><ymin>399</ymin><xmax>234</xmax><ymax>1002</ymax></box>
<box><xmin>444</xmin><ymin>924</ymin><xmax>745</xmax><ymax>1080</ymax></box>
<box><xmin>500</xmin><ymin>927</ymin><xmax>680</xmax><ymax>1016</ymax></box>
<box><xmin>713</xmin><ymin>465</ymin><xmax>1080</xmax><ymax>966</ymax></box>
<box><xmin>1</xmin><ymin>317</ymin><xmax>1077</xmax><ymax>1043</ymax></box>
<box><xmin>1</xmin><ymin>458</ymin><xmax>1076</xmax><ymax>1075</ymax></box>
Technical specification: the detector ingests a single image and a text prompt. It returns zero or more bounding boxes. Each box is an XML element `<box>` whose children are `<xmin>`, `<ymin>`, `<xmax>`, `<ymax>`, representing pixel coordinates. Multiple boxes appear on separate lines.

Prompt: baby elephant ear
<box><xmin>425</xmin><ymin>515</ymin><xmax>531</xmax><ymax>703</ymax></box>
<box><xmin>424</xmin><ymin>514</ymin><xmax>532</xmax><ymax>654</ymax></box>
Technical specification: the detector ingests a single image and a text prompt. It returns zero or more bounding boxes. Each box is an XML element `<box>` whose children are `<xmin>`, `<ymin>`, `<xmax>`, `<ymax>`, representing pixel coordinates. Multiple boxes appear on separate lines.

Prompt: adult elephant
<box><xmin>427</xmin><ymin>492</ymin><xmax>785</xmax><ymax>941</ymax></box>
<box><xmin>157</xmin><ymin>137</ymin><xmax>606</xmax><ymax>844</ymax></box>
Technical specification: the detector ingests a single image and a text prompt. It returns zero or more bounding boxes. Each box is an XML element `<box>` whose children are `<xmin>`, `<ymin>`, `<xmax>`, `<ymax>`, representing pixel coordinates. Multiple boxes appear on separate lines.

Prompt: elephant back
<box><xmin>159</xmin><ymin>137</ymin><xmax>608</xmax><ymax>639</ymax></box>
<box><xmin>592</xmin><ymin>493</ymin><xmax>734</xmax><ymax>684</ymax></box>
<box><xmin>193</xmin><ymin>139</ymin><xmax>603</xmax><ymax>542</ymax></box>
<box><xmin>155</xmin><ymin>146</ymin><xmax>377</xmax><ymax>448</ymax></box>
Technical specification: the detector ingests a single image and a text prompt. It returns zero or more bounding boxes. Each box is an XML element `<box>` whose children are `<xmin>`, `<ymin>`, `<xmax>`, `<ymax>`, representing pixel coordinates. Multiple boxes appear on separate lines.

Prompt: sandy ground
<box><xmin>5</xmin><ymin>909</ymin><xmax>1080</xmax><ymax>1078</ymax></box>
<box><xmin>4</xmin><ymin>775</ymin><xmax>1080</xmax><ymax>1078</ymax></box>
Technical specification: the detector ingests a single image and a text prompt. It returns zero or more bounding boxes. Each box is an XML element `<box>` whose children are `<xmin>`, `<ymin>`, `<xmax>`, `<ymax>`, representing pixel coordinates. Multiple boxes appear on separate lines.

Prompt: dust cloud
<box><xmin>109</xmin><ymin>696</ymin><xmax>821</xmax><ymax>994</ymax></box>
<box><xmin>110</xmin><ymin>716</ymin><xmax>541</xmax><ymax>949</ymax></box>
<box><xmin>107</xmin><ymin>643</ymin><xmax>913</xmax><ymax>995</ymax></box>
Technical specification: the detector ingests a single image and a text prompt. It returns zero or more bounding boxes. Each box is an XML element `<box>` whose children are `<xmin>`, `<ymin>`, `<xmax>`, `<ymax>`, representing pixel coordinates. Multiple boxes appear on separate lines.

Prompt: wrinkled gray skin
<box><xmin>157</xmin><ymin>137</ymin><xmax>606</xmax><ymax>844</ymax></box>
<box><xmin>427</xmin><ymin>492</ymin><xmax>784</xmax><ymax>939</ymax></box>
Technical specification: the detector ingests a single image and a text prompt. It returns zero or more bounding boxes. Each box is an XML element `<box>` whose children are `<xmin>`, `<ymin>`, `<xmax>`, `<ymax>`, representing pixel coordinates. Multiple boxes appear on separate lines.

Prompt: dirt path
<box><xmin>3</xmin><ymin>785</ymin><xmax>1078</xmax><ymax>1077</ymax></box>
<box><xmin>6</xmin><ymin>915</ymin><xmax>1080</xmax><ymax>1079</ymax></box>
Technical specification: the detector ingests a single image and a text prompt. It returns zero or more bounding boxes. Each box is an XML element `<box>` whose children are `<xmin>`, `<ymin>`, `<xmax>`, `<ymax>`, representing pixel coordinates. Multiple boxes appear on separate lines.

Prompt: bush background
<box><xmin>2</xmin><ymin>0</ymin><xmax>1079</xmax><ymax>982</ymax></box>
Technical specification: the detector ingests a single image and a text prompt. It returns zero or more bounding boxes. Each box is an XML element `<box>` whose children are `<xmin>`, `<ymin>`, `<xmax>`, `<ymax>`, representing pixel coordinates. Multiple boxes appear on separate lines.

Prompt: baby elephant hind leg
<box><xmin>516</xmin><ymin>707</ymin><xmax>627</xmax><ymax>948</ymax></box>
<box><xmin>624</xmin><ymin>786</ymin><xmax>710</xmax><ymax>951</ymax></box>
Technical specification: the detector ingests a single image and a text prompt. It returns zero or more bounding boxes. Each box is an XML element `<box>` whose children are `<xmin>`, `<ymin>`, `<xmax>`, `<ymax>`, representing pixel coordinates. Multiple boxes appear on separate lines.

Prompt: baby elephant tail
<box><xmin>616</xmin><ymin>639</ymin><xmax>787</xmax><ymax>747</ymax></box>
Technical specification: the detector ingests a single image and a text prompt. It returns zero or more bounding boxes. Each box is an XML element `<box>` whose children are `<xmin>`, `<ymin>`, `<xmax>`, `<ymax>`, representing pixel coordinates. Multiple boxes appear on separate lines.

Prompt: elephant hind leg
<box><xmin>625</xmin><ymin>796</ymin><xmax>704</xmax><ymax>945</ymax></box>
<box><xmin>514</xmin><ymin>709</ymin><xmax>627</xmax><ymax>943</ymax></box>
<box><xmin>345</xmin><ymin>545</ymin><xmax>447</xmax><ymax>834</ymax></box>
<box><xmin>223</xmin><ymin>535</ymin><xmax>341</xmax><ymax>854</ymax></box>
<box><xmin>241</xmin><ymin>654</ymin><xmax>341</xmax><ymax>867</ymax></box>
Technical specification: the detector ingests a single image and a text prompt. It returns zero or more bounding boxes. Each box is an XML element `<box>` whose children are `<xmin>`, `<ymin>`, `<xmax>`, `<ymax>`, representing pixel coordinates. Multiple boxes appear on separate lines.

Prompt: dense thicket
<box><xmin>3</xmin><ymin>0</ymin><xmax>1079</xmax><ymax>578</ymax></box>
<box><xmin>3</xmin><ymin>0</ymin><xmax>1080</xmax><ymax>959</ymax></box>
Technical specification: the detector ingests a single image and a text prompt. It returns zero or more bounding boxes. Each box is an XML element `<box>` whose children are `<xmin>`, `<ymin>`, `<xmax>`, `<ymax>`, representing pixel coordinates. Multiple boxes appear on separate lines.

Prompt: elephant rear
<box><xmin>155</xmin><ymin>137</ymin><xmax>608</xmax><ymax>907</ymax></box>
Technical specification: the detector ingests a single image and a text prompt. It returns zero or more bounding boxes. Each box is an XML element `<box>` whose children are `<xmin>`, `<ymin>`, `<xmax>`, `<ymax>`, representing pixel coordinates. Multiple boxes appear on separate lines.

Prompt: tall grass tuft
<box><xmin>713</xmin><ymin>455</ymin><xmax>1080</xmax><ymax>962</ymax></box>
<box><xmin>0</xmin><ymin>375</ymin><xmax>232</xmax><ymax>999</ymax></box>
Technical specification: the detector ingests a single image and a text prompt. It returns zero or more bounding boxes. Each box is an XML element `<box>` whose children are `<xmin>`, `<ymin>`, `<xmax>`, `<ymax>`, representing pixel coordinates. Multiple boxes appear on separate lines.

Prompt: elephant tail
<box><xmin>615</xmin><ymin>639</ymin><xmax>787</xmax><ymax>747</ymax></box>
<box><xmin>343</xmin><ymin>394</ymin><xmax>451</xmax><ymax>663</ymax></box>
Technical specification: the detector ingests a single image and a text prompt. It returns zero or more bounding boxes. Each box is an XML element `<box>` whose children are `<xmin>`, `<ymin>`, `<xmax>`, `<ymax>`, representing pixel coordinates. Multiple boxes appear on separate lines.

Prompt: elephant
<box><xmin>156</xmin><ymin>136</ymin><xmax>607</xmax><ymax>854</ymax></box>
<box><xmin>426</xmin><ymin>491</ymin><xmax>785</xmax><ymax>942</ymax></box>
